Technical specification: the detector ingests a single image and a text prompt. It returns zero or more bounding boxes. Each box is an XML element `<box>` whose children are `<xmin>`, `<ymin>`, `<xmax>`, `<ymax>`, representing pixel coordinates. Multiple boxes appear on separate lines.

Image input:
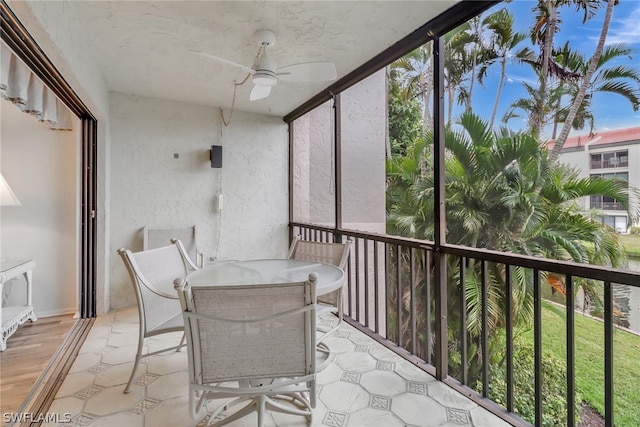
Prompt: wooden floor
<box><xmin>0</xmin><ymin>314</ymin><xmax>75</xmax><ymax>417</ymax></box>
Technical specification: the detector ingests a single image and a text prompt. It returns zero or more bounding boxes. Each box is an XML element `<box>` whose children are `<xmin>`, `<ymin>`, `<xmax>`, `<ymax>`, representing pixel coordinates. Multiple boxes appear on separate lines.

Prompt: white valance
<box><xmin>1</xmin><ymin>41</ymin><xmax>73</xmax><ymax>131</ymax></box>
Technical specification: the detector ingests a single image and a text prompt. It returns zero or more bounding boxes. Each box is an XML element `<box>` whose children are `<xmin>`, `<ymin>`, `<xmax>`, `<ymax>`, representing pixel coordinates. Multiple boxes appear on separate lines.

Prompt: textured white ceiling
<box><xmin>69</xmin><ymin>1</ymin><xmax>456</xmax><ymax>117</ymax></box>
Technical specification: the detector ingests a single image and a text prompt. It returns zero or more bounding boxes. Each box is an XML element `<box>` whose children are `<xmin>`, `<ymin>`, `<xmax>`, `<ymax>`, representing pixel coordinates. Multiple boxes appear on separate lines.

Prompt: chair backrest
<box><xmin>288</xmin><ymin>235</ymin><xmax>352</xmax><ymax>270</ymax></box>
<box><xmin>143</xmin><ymin>226</ymin><xmax>200</xmax><ymax>267</ymax></box>
<box><xmin>119</xmin><ymin>242</ymin><xmax>195</xmax><ymax>334</ymax></box>
<box><xmin>178</xmin><ymin>277</ymin><xmax>317</xmax><ymax>385</ymax></box>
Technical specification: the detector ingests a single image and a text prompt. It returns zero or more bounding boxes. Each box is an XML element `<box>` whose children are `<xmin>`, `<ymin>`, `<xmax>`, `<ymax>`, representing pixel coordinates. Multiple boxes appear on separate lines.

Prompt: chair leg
<box><xmin>317</xmin><ymin>288</ymin><xmax>343</xmax><ymax>341</ymax></box>
<box><xmin>315</xmin><ymin>288</ymin><xmax>344</xmax><ymax>371</ymax></box>
<box><xmin>257</xmin><ymin>395</ymin><xmax>266</xmax><ymax>427</ymax></box>
<box><xmin>124</xmin><ymin>336</ymin><xmax>145</xmax><ymax>393</ymax></box>
<box><xmin>316</xmin><ymin>341</ymin><xmax>332</xmax><ymax>371</ymax></box>
<box><xmin>177</xmin><ymin>332</ymin><xmax>186</xmax><ymax>352</ymax></box>
<box><xmin>191</xmin><ymin>387</ymin><xmax>208</xmax><ymax>421</ymax></box>
<box><xmin>337</xmin><ymin>288</ymin><xmax>343</xmax><ymax>327</ymax></box>
<box><xmin>207</xmin><ymin>398</ymin><xmax>257</xmax><ymax>427</ymax></box>
<box><xmin>266</xmin><ymin>395</ymin><xmax>312</xmax><ymax>416</ymax></box>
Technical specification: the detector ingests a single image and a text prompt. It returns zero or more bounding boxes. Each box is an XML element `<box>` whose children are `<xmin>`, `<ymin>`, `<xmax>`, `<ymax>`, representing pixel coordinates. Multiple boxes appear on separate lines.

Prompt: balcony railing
<box><xmin>590</xmin><ymin>200</ymin><xmax>626</xmax><ymax>211</ymax></box>
<box><xmin>590</xmin><ymin>158</ymin><xmax>629</xmax><ymax>169</ymax></box>
<box><xmin>291</xmin><ymin>222</ymin><xmax>640</xmax><ymax>427</ymax></box>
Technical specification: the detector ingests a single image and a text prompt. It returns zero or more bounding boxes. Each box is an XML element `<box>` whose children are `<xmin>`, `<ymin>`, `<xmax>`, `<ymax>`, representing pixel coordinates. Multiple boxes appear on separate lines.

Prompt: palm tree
<box><xmin>386</xmin><ymin>111</ymin><xmax>635</xmax><ymax>382</ymax></box>
<box><xmin>547</xmin><ymin>41</ymin><xmax>640</xmax><ymax>139</ymax></box>
<box><xmin>546</xmin><ymin>42</ymin><xmax>594</xmax><ymax>138</ymax></box>
<box><xmin>530</xmin><ymin>0</ymin><xmax>604</xmax><ymax>138</ymax></box>
<box><xmin>504</xmin><ymin>40</ymin><xmax>639</xmax><ymax>140</ymax></box>
<box><xmin>391</xmin><ymin>44</ymin><xmax>434</xmax><ymax>134</ymax></box>
<box><xmin>444</xmin><ymin>23</ymin><xmax>476</xmax><ymax>123</ymax></box>
<box><xmin>478</xmin><ymin>8</ymin><xmax>534</xmax><ymax>130</ymax></box>
<box><xmin>464</xmin><ymin>15</ymin><xmax>487</xmax><ymax>113</ymax></box>
<box><xmin>551</xmin><ymin>0</ymin><xmax>636</xmax><ymax>160</ymax></box>
<box><xmin>503</xmin><ymin>80</ymin><xmax>566</xmax><ymax>133</ymax></box>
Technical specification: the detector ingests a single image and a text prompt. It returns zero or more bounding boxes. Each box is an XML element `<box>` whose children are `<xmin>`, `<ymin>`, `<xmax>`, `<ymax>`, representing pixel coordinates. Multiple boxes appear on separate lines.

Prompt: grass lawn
<box><xmin>522</xmin><ymin>302</ymin><xmax>640</xmax><ymax>427</ymax></box>
<box><xmin>619</xmin><ymin>233</ymin><xmax>640</xmax><ymax>259</ymax></box>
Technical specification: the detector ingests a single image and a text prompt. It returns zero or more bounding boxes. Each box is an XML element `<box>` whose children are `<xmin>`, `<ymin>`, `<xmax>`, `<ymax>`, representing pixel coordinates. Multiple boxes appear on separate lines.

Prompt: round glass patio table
<box><xmin>185</xmin><ymin>259</ymin><xmax>345</xmax><ymax>295</ymax></box>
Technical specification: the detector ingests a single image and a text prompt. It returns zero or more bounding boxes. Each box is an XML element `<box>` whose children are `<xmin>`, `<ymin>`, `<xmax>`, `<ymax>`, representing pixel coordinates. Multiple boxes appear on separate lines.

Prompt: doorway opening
<box><xmin>1</xmin><ymin>1</ymin><xmax>98</xmax><ymax>417</ymax></box>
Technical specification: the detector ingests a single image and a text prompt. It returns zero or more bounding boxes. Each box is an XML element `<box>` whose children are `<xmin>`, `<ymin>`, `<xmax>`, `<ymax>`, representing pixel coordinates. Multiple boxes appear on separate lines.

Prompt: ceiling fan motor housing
<box><xmin>252</xmin><ymin>54</ymin><xmax>278</xmax><ymax>86</ymax></box>
<box><xmin>254</xmin><ymin>29</ymin><xmax>277</xmax><ymax>47</ymax></box>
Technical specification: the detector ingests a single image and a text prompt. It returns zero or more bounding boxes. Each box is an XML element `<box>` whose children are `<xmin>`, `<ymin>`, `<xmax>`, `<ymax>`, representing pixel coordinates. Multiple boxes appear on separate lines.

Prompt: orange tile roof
<box><xmin>550</xmin><ymin>126</ymin><xmax>640</xmax><ymax>150</ymax></box>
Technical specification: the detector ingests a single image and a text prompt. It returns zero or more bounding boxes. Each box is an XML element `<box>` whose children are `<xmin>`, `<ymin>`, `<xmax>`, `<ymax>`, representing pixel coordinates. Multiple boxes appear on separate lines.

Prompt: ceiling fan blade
<box><xmin>189</xmin><ymin>49</ymin><xmax>255</xmax><ymax>75</ymax></box>
<box><xmin>277</xmin><ymin>61</ymin><xmax>337</xmax><ymax>82</ymax></box>
<box><xmin>250</xmin><ymin>84</ymin><xmax>271</xmax><ymax>101</ymax></box>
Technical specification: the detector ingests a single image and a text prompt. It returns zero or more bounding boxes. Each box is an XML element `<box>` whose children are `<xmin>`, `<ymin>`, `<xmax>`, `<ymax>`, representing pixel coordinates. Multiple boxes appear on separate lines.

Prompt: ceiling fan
<box><xmin>191</xmin><ymin>29</ymin><xmax>337</xmax><ymax>101</ymax></box>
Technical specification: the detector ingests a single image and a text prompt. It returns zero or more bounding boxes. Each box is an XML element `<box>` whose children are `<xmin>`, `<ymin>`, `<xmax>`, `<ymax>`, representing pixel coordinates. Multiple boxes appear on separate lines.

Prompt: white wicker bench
<box><xmin>1</xmin><ymin>259</ymin><xmax>37</xmax><ymax>351</ymax></box>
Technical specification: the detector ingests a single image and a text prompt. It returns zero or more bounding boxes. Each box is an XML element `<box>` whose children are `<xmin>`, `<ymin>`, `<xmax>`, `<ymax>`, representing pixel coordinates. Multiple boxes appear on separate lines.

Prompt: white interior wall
<box><xmin>109</xmin><ymin>93</ymin><xmax>289</xmax><ymax>308</ymax></box>
<box><xmin>0</xmin><ymin>98</ymin><xmax>79</xmax><ymax>317</ymax></box>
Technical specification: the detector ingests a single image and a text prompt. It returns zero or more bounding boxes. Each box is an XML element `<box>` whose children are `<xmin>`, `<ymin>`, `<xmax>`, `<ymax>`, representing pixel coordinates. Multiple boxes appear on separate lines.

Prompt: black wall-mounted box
<box><xmin>210</xmin><ymin>145</ymin><xmax>222</xmax><ymax>168</ymax></box>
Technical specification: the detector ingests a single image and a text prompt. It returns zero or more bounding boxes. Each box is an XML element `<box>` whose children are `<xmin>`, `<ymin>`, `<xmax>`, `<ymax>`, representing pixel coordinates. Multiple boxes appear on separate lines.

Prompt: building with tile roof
<box><xmin>552</xmin><ymin>126</ymin><xmax>640</xmax><ymax>232</ymax></box>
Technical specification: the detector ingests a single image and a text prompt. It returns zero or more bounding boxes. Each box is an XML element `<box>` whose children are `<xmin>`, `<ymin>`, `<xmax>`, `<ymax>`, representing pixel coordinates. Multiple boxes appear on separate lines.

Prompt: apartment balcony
<box><xmin>590</xmin><ymin>158</ymin><xmax>629</xmax><ymax>170</ymax></box>
<box><xmin>590</xmin><ymin>200</ymin><xmax>627</xmax><ymax>211</ymax></box>
<box><xmin>16</xmin><ymin>221</ymin><xmax>636</xmax><ymax>427</ymax></box>
<box><xmin>288</xmin><ymin>223</ymin><xmax>640</xmax><ymax>427</ymax></box>
<box><xmin>41</xmin><ymin>306</ymin><xmax>509</xmax><ymax>427</ymax></box>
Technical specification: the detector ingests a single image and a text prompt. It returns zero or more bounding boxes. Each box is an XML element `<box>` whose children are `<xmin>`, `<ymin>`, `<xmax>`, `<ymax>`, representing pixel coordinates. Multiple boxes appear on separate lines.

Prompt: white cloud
<box><xmin>505</xmin><ymin>73</ymin><xmax>537</xmax><ymax>86</ymax></box>
<box><xmin>605</xmin><ymin>3</ymin><xmax>640</xmax><ymax>45</ymax></box>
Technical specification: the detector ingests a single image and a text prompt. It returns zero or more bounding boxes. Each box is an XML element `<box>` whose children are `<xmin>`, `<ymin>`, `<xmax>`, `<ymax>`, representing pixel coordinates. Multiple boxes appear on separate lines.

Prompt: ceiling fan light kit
<box><xmin>192</xmin><ymin>28</ymin><xmax>337</xmax><ymax>102</ymax></box>
<box><xmin>252</xmin><ymin>52</ymin><xmax>278</xmax><ymax>86</ymax></box>
<box><xmin>252</xmin><ymin>74</ymin><xmax>277</xmax><ymax>86</ymax></box>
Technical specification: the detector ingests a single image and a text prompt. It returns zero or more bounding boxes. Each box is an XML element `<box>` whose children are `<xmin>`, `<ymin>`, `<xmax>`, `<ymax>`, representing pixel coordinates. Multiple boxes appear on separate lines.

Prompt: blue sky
<box><xmin>467</xmin><ymin>0</ymin><xmax>640</xmax><ymax>138</ymax></box>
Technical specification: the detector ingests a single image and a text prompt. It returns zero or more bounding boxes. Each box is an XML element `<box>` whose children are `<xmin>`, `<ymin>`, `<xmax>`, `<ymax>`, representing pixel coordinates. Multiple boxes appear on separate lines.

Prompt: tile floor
<box><xmin>42</xmin><ymin>307</ymin><xmax>512</xmax><ymax>427</ymax></box>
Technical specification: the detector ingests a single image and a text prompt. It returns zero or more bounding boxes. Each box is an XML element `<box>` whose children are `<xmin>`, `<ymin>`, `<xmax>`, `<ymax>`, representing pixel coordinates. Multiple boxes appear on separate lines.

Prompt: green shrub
<box><xmin>630</xmin><ymin>226</ymin><xmax>640</xmax><ymax>235</ymax></box>
<box><xmin>482</xmin><ymin>337</ymin><xmax>581</xmax><ymax>426</ymax></box>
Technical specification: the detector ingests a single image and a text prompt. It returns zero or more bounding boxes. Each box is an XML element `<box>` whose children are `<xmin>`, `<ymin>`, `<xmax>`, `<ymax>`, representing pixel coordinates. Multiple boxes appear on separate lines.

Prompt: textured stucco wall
<box><xmin>1</xmin><ymin>99</ymin><xmax>79</xmax><ymax>317</ymax></box>
<box><xmin>109</xmin><ymin>93</ymin><xmax>289</xmax><ymax>308</ymax></box>
<box><xmin>292</xmin><ymin>72</ymin><xmax>386</xmax><ymax>231</ymax></box>
<box><xmin>341</xmin><ymin>70</ymin><xmax>387</xmax><ymax>233</ymax></box>
<box><xmin>292</xmin><ymin>101</ymin><xmax>336</xmax><ymax>226</ymax></box>
<box><xmin>291</xmin><ymin>71</ymin><xmax>387</xmax><ymax>332</ymax></box>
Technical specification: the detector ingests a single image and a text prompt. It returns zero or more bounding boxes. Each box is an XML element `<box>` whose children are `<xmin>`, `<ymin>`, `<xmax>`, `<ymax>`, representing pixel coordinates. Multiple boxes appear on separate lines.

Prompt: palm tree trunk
<box><xmin>448</xmin><ymin>85</ymin><xmax>455</xmax><ymax>125</ymax></box>
<box><xmin>551</xmin><ymin>81</ymin><xmax>563</xmax><ymax>139</ymax></box>
<box><xmin>551</xmin><ymin>119</ymin><xmax>559</xmax><ymax>140</ymax></box>
<box><xmin>534</xmin><ymin>0</ymin><xmax>557</xmax><ymax>138</ymax></box>
<box><xmin>467</xmin><ymin>48</ymin><xmax>478</xmax><ymax>113</ymax></box>
<box><xmin>466</xmin><ymin>16</ymin><xmax>482</xmax><ymax>112</ymax></box>
<box><xmin>550</xmin><ymin>0</ymin><xmax>615</xmax><ymax>163</ymax></box>
<box><xmin>489</xmin><ymin>56</ymin><xmax>507</xmax><ymax>130</ymax></box>
<box><xmin>422</xmin><ymin>58</ymin><xmax>434</xmax><ymax>134</ymax></box>
<box><xmin>385</xmin><ymin>66</ymin><xmax>392</xmax><ymax>159</ymax></box>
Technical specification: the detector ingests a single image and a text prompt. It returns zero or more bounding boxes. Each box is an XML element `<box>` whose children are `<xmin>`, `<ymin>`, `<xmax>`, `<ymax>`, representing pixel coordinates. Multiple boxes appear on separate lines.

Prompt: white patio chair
<box><xmin>287</xmin><ymin>235</ymin><xmax>351</xmax><ymax>344</ymax></box>
<box><xmin>175</xmin><ymin>276</ymin><xmax>317</xmax><ymax>427</ymax></box>
<box><xmin>143</xmin><ymin>225</ymin><xmax>204</xmax><ymax>268</ymax></box>
<box><xmin>117</xmin><ymin>240</ymin><xmax>197</xmax><ymax>393</ymax></box>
